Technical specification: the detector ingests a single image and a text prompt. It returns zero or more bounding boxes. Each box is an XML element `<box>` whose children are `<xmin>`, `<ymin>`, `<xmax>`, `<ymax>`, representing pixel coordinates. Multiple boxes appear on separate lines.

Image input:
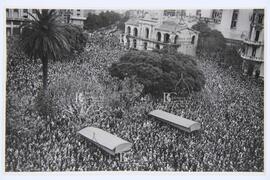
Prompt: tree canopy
<box><xmin>192</xmin><ymin>21</ymin><xmax>226</xmax><ymax>53</ymax></box>
<box><xmin>109</xmin><ymin>48</ymin><xmax>206</xmax><ymax>97</ymax></box>
<box><xmin>192</xmin><ymin>21</ymin><xmax>243</xmax><ymax>69</ymax></box>
<box><xmin>84</xmin><ymin>11</ymin><xmax>121</xmax><ymax>31</ymax></box>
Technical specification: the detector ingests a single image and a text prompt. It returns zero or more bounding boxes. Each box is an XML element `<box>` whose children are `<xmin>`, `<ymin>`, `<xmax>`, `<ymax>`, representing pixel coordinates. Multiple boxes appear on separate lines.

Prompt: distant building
<box><xmin>6</xmin><ymin>9</ymin><xmax>36</xmax><ymax>36</ymax></box>
<box><xmin>124</xmin><ymin>16</ymin><xmax>199</xmax><ymax>56</ymax></box>
<box><xmin>199</xmin><ymin>9</ymin><xmax>253</xmax><ymax>45</ymax></box>
<box><xmin>69</xmin><ymin>9</ymin><xmax>86</xmax><ymax>27</ymax></box>
<box><xmin>198</xmin><ymin>9</ymin><xmax>264</xmax><ymax>77</ymax></box>
<box><xmin>240</xmin><ymin>9</ymin><xmax>264</xmax><ymax>77</ymax></box>
<box><xmin>6</xmin><ymin>9</ymin><xmax>86</xmax><ymax>37</ymax></box>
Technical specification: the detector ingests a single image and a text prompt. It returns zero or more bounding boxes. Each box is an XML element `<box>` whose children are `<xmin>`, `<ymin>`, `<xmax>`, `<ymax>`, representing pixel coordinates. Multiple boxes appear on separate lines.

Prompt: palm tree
<box><xmin>20</xmin><ymin>9</ymin><xmax>71</xmax><ymax>93</ymax></box>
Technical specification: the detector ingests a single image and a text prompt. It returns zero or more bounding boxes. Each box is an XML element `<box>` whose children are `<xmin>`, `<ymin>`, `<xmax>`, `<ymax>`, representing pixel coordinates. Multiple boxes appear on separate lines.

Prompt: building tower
<box><xmin>240</xmin><ymin>9</ymin><xmax>264</xmax><ymax>77</ymax></box>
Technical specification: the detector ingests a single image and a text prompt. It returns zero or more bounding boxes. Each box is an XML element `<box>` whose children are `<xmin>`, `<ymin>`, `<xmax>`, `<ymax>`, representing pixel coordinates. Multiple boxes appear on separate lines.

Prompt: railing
<box><xmin>6</xmin><ymin>16</ymin><xmax>26</xmax><ymax>21</ymax></box>
<box><xmin>243</xmin><ymin>38</ymin><xmax>263</xmax><ymax>46</ymax></box>
<box><xmin>125</xmin><ymin>34</ymin><xmax>181</xmax><ymax>47</ymax></box>
<box><xmin>239</xmin><ymin>50</ymin><xmax>264</xmax><ymax>62</ymax></box>
<box><xmin>251</xmin><ymin>22</ymin><xmax>264</xmax><ymax>28</ymax></box>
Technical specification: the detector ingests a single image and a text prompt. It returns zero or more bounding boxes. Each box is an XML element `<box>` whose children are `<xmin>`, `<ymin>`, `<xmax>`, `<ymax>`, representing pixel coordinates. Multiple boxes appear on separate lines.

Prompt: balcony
<box><xmin>251</xmin><ymin>22</ymin><xmax>264</xmax><ymax>28</ymax></box>
<box><xmin>126</xmin><ymin>34</ymin><xmax>181</xmax><ymax>47</ymax></box>
<box><xmin>6</xmin><ymin>16</ymin><xmax>26</xmax><ymax>21</ymax></box>
<box><xmin>243</xmin><ymin>38</ymin><xmax>263</xmax><ymax>46</ymax></box>
<box><xmin>239</xmin><ymin>51</ymin><xmax>263</xmax><ymax>62</ymax></box>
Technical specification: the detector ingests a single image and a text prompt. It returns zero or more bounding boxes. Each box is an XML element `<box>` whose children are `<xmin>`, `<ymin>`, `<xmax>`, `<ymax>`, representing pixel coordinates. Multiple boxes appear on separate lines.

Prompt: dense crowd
<box><xmin>6</xmin><ymin>29</ymin><xmax>264</xmax><ymax>171</ymax></box>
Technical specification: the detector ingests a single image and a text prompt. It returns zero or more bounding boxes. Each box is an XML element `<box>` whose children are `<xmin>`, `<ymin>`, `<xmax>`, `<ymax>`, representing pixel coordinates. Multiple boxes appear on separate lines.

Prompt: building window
<box><xmin>230</xmin><ymin>9</ymin><xmax>239</xmax><ymax>29</ymax></box>
<box><xmin>157</xmin><ymin>32</ymin><xmax>161</xmax><ymax>41</ymax></box>
<box><xmin>212</xmin><ymin>9</ymin><xmax>223</xmax><ymax>24</ymax></box>
<box><xmin>144</xmin><ymin>42</ymin><xmax>148</xmax><ymax>50</ymax></box>
<box><xmin>252</xmin><ymin>47</ymin><xmax>256</xmax><ymax>57</ymax></box>
<box><xmin>23</xmin><ymin>9</ymin><xmax>28</xmax><ymax>18</ymax></box>
<box><xmin>145</xmin><ymin>28</ymin><xmax>149</xmax><ymax>38</ymax></box>
<box><xmin>7</xmin><ymin>28</ymin><xmax>11</xmax><ymax>36</ymax></box>
<box><xmin>77</xmin><ymin>13</ymin><xmax>80</xmax><ymax>16</ymax></box>
<box><xmin>258</xmin><ymin>14</ymin><xmax>264</xmax><ymax>24</ymax></box>
<box><xmin>133</xmin><ymin>39</ymin><xmax>137</xmax><ymax>48</ymax></box>
<box><xmin>13</xmin><ymin>9</ymin><xmax>19</xmax><ymax>18</ymax></box>
<box><xmin>133</xmin><ymin>28</ymin><xmax>138</xmax><ymax>37</ymax></box>
<box><xmin>6</xmin><ymin>9</ymin><xmax>9</xmax><ymax>17</ymax></box>
<box><xmin>255</xmin><ymin>30</ymin><xmax>260</xmax><ymax>41</ymax></box>
<box><xmin>127</xmin><ymin>26</ymin><xmax>131</xmax><ymax>35</ymax></box>
<box><xmin>155</xmin><ymin>44</ymin><xmax>160</xmax><ymax>49</ymax></box>
<box><xmin>164</xmin><ymin>33</ymin><xmax>170</xmax><ymax>43</ymax></box>
<box><xmin>191</xmin><ymin>36</ymin><xmax>195</xmax><ymax>44</ymax></box>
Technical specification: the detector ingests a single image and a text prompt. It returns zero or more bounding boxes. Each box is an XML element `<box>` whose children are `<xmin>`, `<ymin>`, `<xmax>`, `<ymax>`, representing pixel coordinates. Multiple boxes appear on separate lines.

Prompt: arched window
<box><xmin>157</xmin><ymin>32</ymin><xmax>161</xmax><ymax>41</ymax></box>
<box><xmin>155</xmin><ymin>44</ymin><xmax>160</xmax><ymax>49</ymax></box>
<box><xmin>191</xmin><ymin>36</ymin><xmax>195</xmax><ymax>44</ymax></box>
<box><xmin>127</xmin><ymin>26</ymin><xmax>131</xmax><ymax>35</ymax></box>
<box><xmin>133</xmin><ymin>39</ymin><xmax>137</xmax><ymax>48</ymax></box>
<box><xmin>144</xmin><ymin>42</ymin><xmax>148</xmax><ymax>50</ymax></box>
<box><xmin>145</xmin><ymin>28</ymin><xmax>149</xmax><ymax>38</ymax></box>
<box><xmin>133</xmin><ymin>28</ymin><xmax>138</xmax><ymax>37</ymax></box>
<box><xmin>164</xmin><ymin>33</ymin><xmax>170</xmax><ymax>43</ymax></box>
<box><xmin>174</xmin><ymin>35</ymin><xmax>178</xmax><ymax>44</ymax></box>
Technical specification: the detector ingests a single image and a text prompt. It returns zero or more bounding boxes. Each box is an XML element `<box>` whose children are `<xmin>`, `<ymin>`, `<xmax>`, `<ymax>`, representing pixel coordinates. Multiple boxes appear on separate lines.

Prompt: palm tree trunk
<box><xmin>42</xmin><ymin>57</ymin><xmax>48</xmax><ymax>93</ymax></box>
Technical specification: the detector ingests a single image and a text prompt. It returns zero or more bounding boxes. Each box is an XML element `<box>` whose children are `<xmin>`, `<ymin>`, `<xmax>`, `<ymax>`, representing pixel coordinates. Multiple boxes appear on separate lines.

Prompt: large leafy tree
<box><xmin>84</xmin><ymin>11</ymin><xmax>121</xmax><ymax>31</ymax></box>
<box><xmin>192</xmin><ymin>21</ymin><xmax>242</xmax><ymax>69</ymax></box>
<box><xmin>192</xmin><ymin>21</ymin><xmax>226</xmax><ymax>53</ymax></box>
<box><xmin>109</xmin><ymin>48</ymin><xmax>205</xmax><ymax>97</ymax></box>
<box><xmin>20</xmin><ymin>9</ymin><xmax>72</xmax><ymax>93</ymax></box>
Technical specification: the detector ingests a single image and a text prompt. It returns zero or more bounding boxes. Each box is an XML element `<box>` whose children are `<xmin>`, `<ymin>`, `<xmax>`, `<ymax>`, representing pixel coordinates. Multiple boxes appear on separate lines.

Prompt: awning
<box><xmin>78</xmin><ymin>127</ymin><xmax>132</xmax><ymax>155</ymax></box>
<box><xmin>149</xmin><ymin>110</ymin><xmax>201</xmax><ymax>132</ymax></box>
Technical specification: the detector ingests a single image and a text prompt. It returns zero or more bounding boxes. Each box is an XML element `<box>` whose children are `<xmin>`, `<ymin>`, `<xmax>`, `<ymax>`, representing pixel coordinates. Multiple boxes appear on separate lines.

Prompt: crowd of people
<box><xmin>6</xmin><ymin>29</ymin><xmax>264</xmax><ymax>171</ymax></box>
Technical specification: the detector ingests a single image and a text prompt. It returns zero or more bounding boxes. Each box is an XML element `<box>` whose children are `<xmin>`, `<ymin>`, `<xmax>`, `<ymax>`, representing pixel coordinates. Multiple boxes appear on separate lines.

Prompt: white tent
<box><xmin>78</xmin><ymin>127</ymin><xmax>132</xmax><ymax>155</ymax></box>
<box><xmin>149</xmin><ymin>110</ymin><xmax>201</xmax><ymax>132</ymax></box>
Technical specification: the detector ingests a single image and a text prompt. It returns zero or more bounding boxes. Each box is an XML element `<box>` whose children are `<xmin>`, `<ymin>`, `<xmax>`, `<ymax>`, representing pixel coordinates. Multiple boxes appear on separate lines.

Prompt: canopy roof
<box><xmin>149</xmin><ymin>110</ymin><xmax>201</xmax><ymax>132</ymax></box>
<box><xmin>78</xmin><ymin>127</ymin><xmax>132</xmax><ymax>155</ymax></box>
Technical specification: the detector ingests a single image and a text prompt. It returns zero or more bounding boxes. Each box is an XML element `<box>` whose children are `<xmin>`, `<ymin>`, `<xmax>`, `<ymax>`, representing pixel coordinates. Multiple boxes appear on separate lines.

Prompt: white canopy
<box><xmin>149</xmin><ymin>110</ymin><xmax>201</xmax><ymax>132</ymax></box>
<box><xmin>78</xmin><ymin>127</ymin><xmax>132</xmax><ymax>155</ymax></box>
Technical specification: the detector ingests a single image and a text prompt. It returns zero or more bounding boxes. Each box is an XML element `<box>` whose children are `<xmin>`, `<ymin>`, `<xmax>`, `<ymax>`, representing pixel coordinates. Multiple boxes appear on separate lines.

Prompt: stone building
<box><xmin>123</xmin><ymin>16</ymin><xmax>199</xmax><ymax>56</ymax></box>
<box><xmin>239</xmin><ymin>9</ymin><xmax>264</xmax><ymax>77</ymax></box>
<box><xmin>161</xmin><ymin>9</ymin><xmax>264</xmax><ymax>77</ymax></box>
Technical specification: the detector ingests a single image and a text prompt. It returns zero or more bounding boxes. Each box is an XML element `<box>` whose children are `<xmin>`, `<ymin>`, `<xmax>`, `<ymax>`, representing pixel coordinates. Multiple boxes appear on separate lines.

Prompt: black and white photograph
<box><xmin>2</xmin><ymin>0</ymin><xmax>268</xmax><ymax>175</ymax></box>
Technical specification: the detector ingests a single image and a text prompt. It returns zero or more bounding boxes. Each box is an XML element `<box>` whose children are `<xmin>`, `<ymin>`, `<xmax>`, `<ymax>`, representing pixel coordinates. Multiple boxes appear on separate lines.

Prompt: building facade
<box><xmin>198</xmin><ymin>9</ymin><xmax>264</xmax><ymax>77</ymax></box>
<box><xmin>239</xmin><ymin>9</ymin><xmax>264</xmax><ymax>77</ymax></box>
<box><xmin>69</xmin><ymin>9</ymin><xmax>86</xmax><ymax>27</ymax></box>
<box><xmin>123</xmin><ymin>17</ymin><xmax>199</xmax><ymax>56</ymax></box>
<box><xmin>6</xmin><ymin>9</ymin><xmax>36</xmax><ymax>36</ymax></box>
<box><xmin>198</xmin><ymin>9</ymin><xmax>253</xmax><ymax>45</ymax></box>
<box><xmin>6</xmin><ymin>9</ymin><xmax>86</xmax><ymax>37</ymax></box>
